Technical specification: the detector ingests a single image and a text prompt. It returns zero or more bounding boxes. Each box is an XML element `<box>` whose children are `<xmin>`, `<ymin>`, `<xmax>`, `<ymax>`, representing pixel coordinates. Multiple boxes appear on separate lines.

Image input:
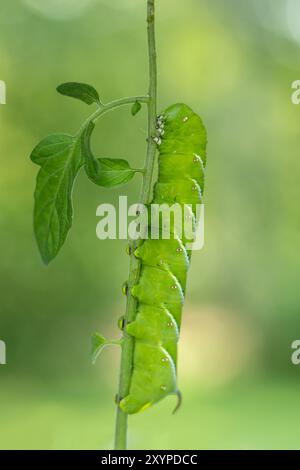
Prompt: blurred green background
<box><xmin>1</xmin><ymin>0</ymin><xmax>300</xmax><ymax>449</ymax></box>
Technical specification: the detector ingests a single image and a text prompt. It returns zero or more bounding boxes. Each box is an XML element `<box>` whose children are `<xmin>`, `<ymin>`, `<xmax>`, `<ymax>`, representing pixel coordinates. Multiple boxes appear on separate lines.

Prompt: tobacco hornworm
<box><xmin>119</xmin><ymin>103</ymin><xmax>207</xmax><ymax>414</ymax></box>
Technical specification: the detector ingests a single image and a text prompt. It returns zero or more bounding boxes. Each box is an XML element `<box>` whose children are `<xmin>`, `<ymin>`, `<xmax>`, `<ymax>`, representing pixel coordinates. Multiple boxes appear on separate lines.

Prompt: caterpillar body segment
<box><xmin>159</xmin><ymin>153</ymin><xmax>205</xmax><ymax>193</ymax></box>
<box><xmin>134</xmin><ymin>237</ymin><xmax>189</xmax><ymax>289</ymax></box>
<box><xmin>119</xmin><ymin>343</ymin><xmax>177</xmax><ymax>414</ymax></box>
<box><xmin>159</xmin><ymin>104</ymin><xmax>207</xmax><ymax>164</ymax></box>
<box><xmin>119</xmin><ymin>104</ymin><xmax>207</xmax><ymax>414</ymax></box>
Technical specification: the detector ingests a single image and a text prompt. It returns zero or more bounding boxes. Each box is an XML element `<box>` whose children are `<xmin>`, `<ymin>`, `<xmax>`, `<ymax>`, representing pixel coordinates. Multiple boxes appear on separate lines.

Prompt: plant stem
<box><xmin>77</xmin><ymin>95</ymin><xmax>149</xmax><ymax>136</ymax></box>
<box><xmin>114</xmin><ymin>0</ymin><xmax>157</xmax><ymax>451</ymax></box>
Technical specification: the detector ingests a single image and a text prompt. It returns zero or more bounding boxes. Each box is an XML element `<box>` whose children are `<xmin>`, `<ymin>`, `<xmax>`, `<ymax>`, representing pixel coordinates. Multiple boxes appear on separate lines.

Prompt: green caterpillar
<box><xmin>119</xmin><ymin>103</ymin><xmax>207</xmax><ymax>414</ymax></box>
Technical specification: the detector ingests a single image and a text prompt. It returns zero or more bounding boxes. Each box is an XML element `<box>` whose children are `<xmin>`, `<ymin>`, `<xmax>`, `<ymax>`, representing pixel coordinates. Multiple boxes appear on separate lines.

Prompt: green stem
<box><xmin>77</xmin><ymin>95</ymin><xmax>149</xmax><ymax>136</ymax></box>
<box><xmin>114</xmin><ymin>0</ymin><xmax>157</xmax><ymax>451</ymax></box>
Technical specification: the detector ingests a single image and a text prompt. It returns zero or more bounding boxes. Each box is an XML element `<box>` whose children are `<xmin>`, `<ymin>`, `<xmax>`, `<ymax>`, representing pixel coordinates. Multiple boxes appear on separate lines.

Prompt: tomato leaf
<box><xmin>91</xmin><ymin>333</ymin><xmax>108</xmax><ymax>365</ymax></box>
<box><xmin>30</xmin><ymin>134</ymin><xmax>83</xmax><ymax>264</ymax></box>
<box><xmin>81</xmin><ymin>122</ymin><xmax>137</xmax><ymax>187</ymax></box>
<box><xmin>91</xmin><ymin>333</ymin><xmax>121</xmax><ymax>364</ymax></box>
<box><xmin>94</xmin><ymin>158</ymin><xmax>136</xmax><ymax>187</ymax></box>
<box><xmin>131</xmin><ymin>100</ymin><xmax>142</xmax><ymax>116</ymax></box>
<box><xmin>57</xmin><ymin>82</ymin><xmax>100</xmax><ymax>105</ymax></box>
